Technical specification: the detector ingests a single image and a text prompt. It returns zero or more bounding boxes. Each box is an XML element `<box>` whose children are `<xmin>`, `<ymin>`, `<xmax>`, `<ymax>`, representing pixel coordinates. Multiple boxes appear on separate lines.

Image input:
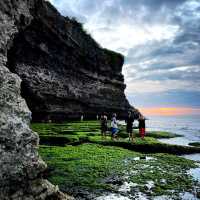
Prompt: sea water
<box><xmin>139</xmin><ymin>115</ymin><xmax>200</xmax><ymax>146</ymax></box>
<box><xmin>144</xmin><ymin>115</ymin><xmax>200</xmax><ymax>161</ymax></box>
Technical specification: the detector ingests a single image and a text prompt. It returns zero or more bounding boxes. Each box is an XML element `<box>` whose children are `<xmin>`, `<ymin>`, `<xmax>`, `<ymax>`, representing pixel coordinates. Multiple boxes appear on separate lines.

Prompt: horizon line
<box><xmin>137</xmin><ymin>106</ymin><xmax>200</xmax><ymax>116</ymax></box>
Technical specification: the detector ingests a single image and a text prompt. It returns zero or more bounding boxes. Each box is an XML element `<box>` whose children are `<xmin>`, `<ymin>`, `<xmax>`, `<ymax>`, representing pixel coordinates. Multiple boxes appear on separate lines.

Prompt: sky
<box><xmin>48</xmin><ymin>0</ymin><xmax>200</xmax><ymax>116</ymax></box>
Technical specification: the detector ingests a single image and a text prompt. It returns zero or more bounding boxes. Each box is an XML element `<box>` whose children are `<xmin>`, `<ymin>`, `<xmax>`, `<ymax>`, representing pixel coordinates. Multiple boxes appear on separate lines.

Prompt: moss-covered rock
<box><xmin>32</xmin><ymin>121</ymin><xmax>200</xmax><ymax>154</ymax></box>
<box><xmin>34</xmin><ymin>121</ymin><xmax>200</xmax><ymax>199</ymax></box>
<box><xmin>39</xmin><ymin>144</ymin><xmax>200</xmax><ymax>199</ymax></box>
<box><xmin>189</xmin><ymin>142</ymin><xmax>200</xmax><ymax>147</ymax></box>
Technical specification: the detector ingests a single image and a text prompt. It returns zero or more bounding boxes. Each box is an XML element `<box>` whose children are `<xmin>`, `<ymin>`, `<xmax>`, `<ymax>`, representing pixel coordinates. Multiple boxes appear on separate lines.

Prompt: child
<box><xmin>111</xmin><ymin>113</ymin><xmax>119</xmax><ymax>140</ymax></box>
<box><xmin>138</xmin><ymin>114</ymin><xmax>146</xmax><ymax>139</ymax></box>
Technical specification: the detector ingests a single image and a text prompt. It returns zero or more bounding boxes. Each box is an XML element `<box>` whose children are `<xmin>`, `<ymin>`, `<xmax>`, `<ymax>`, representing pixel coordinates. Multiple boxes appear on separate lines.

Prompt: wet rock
<box><xmin>63</xmin><ymin>187</ymin><xmax>100</xmax><ymax>200</ymax></box>
<box><xmin>104</xmin><ymin>175</ymin><xmax>124</xmax><ymax>185</ymax></box>
<box><xmin>140</xmin><ymin>156</ymin><xmax>146</xmax><ymax>159</ymax></box>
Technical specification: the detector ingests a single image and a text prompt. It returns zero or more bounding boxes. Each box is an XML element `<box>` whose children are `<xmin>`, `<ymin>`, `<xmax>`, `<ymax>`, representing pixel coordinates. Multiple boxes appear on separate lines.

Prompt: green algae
<box><xmin>128</xmin><ymin>153</ymin><xmax>197</xmax><ymax>196</ymax></box>
<box><xmin>189</xmin><ymin>142</ymin><xmax>200</xmax><ymax>147</ymax></box>
<box><xmin>33</xmin><ymin>120</ymin><xmax>200</xmax><ymax>198</ymax></box>
<box><xmin>39</xmin><ymin>144</ymin><xmax>199</xmax><ymax>197</ymax></box>
<box><xmin>32</xmin><ymin>120</ymin><xmax>200</xmax><ymax>153</ymax></box>
<box><xmin>31</xmin><ymin>120</ymin><xmax>179</xmax><ymax>145</ymax></box>
<box><xmin>39</xmin><ymin>144</ymin><xmax>140</xmax><ymax>191</ymax></box>
<box><xmin>145</xmin><ymin>131</ymin><xmax>181</xmax><ymax>138</ymax></box>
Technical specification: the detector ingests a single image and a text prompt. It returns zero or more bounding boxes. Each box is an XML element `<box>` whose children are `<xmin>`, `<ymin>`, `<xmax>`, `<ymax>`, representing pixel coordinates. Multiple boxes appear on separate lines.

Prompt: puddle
<box><xmin>179</xmin><ymin>192</ymin><xmax>198</xmax><ymax>200</ymax></box>
<box><xmin>181</xmin><ymin>153</ymin><xmax>200</xmax><ymax>183</ymax></box>
<box><xmin>153</xmin><ymin>192</ymin><xmax>199</xmax><ymax>200</ymax></box>
<box><xmin>153</xmin><ymin>195</ymin><xmax>173</xmax><ymax>200</ymax></box>
<box><xmin>160</xmin><ymin>179</ymin><xmax>166</xmax><ymax>184</ymax></box>
<box><xmin>118</xmin><ymin>181</ymin><xmax>137</xmax><ymax>192</ymax></box>
<box><xmin>124</xmin><ymin>156</ymin><xmax>155</xmax><ymax>169</ymax></box>
<box><xmin>181</xmin><ymin>154</ymin><xmax>200</xmax><ymax>161</ymax></box>
<box><xmin>145</xmin><ymin>180</ymin><xmax>154</xmax><ymax>190</ymax></box>
<box><xmin>132</xmin><ymin>192</ymin><xmax>149</xmax><ymax>200</ymax></box>
<box><xmin>135</xmin><ymin>156</ymin><xmax>155</xmax><ymax>161</ymax></box>
<box><xmin>96</xmin><ymin>192</ymin><xmax>149</xmax><ymax>200</ymax></box>
<box><xmin>95</xmin><ymin>193</ymin><xmax>131</xmax><ymax>200</ymax></box>
<box><xmin>188</xmin><ymin>168</ymin><xmax>200</xmax><ymax>182</ymax></box>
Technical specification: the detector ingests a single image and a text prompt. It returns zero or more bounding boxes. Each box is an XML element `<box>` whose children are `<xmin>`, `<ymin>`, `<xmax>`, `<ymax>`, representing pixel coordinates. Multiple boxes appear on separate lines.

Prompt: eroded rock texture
<box><xmin>0</xmin><ymin>0</ymin><xmax>73</xmax><ymax>199</ymax></box>
<box><xmin>5</xmin><ymin>0</ymin><xmax>132</xmax><ymax>121</ymax></box>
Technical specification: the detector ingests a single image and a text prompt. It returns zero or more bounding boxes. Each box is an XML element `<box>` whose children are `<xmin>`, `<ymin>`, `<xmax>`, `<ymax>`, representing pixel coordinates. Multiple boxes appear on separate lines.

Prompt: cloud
<box><xmin>124</xmin><ymin>0</ymin><xmax>200</xmax><ymax>94</ymax></box>
<box><xmin>127</xmin><ymin>90</ymin><xmax>200</xmax><ymax>108</ymax></box>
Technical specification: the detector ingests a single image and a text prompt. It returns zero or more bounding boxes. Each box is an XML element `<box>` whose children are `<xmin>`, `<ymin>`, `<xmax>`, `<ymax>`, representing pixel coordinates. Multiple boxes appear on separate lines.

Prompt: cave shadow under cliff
<box><xmin>6</xmin><ymin>31</ymin><xmax>51</xmax><ymax>122</ymax></box>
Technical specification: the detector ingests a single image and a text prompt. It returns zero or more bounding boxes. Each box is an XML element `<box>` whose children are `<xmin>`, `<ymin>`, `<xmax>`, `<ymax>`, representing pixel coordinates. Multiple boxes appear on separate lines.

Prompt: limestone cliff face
<box><xmin>0</xmin><ymin>0</ymin><xmax>73</xmax><ymax>199</ymax></box>
<box><xmin>5</xmin><ymin>0</ymin><xmax>132</xmax><ymax>121</ymax></box>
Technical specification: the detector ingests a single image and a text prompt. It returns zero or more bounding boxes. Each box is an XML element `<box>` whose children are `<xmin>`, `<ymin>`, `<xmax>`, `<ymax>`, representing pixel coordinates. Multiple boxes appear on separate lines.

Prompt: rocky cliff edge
<box><xmin>5</xmin><ymin>0</ymin><xmax>133</xmax><ymax>121</ymax></box>
<box><xmin>0</xmin><ymin>0</ymin><xmax>73</xmax><ymax>199</ymax></box>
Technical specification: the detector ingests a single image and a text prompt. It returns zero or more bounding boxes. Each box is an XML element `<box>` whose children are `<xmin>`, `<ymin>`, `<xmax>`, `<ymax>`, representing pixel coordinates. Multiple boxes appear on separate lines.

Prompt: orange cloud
<box><xmin>139</xmin><ymin>107</ymin><xmax>200</xmax><ymax>116</ymax></box>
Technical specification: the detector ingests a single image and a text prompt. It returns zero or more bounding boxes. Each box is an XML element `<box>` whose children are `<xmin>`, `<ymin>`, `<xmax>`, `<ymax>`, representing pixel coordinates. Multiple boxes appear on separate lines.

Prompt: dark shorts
<box><xmin>101</xmin><ymin>125</ymin><xmax>107</xmax><ymax>132</ymax></box>
<box><xmin>126</xmin><ymin>126</ymin><xmax>132</xmax><ymax>133</ymax></box>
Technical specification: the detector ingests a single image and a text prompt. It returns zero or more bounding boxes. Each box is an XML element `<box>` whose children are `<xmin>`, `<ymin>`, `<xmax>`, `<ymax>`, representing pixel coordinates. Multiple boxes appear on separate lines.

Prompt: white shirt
<box><xmin>111</xmin><ymin>117</ymin><xmax>118</xmax><ymax>128</ymax></box>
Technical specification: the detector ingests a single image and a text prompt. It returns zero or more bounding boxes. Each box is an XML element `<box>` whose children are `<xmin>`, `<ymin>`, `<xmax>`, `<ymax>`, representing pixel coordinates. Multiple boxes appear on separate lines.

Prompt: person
<box><xmin>100</xmin><ymin>113</ymin><xmax>108</xmax><ymax>139</ymax></box>
<box><xmin>96</xmin><ymin>114</ymin><xmax>99</xmax><ymax>120</ymax></box>
<box><xmin>126</xmin><ymin>111</ymin><xmax>134</xmax><ymax>142</ymax></box>
<box><xmin>80</xmin><ymin>114</ymin><xmax>84</xmax><ymax>121</ymax></box>
<box><xmin>111</xmin><ymin>113</ymin><xmax>119</xmax><ymax>140</ymax></box>
<box><xmin>138</xmin><ymin>114</ymin><xmax>146</xmax><ymax>139</ymax></box>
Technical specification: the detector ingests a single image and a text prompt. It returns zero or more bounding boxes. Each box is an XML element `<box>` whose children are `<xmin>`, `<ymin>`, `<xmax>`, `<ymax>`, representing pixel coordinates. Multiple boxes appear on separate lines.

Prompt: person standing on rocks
<box><xmin>138</xmin><ymin>114</ymin><xmax>146</xmax><ymax>139</ymax></box>
<box><xmin>80</xmin><ymin>114</ymin><xmax>84</xmax><ymax>121</ymax></box>
<box><xmin>100</xmin><ymin>113</ymin><xmax>108</xmax><ymax>139</ymax></box>
<box><xmin>111</xmin><ymin>113</ymin><xmax>119</xmax><ymax>140</ymax></box>
<box><xmin>125</xmin><ymin>111</ymin><xmax>135</xmax><ymax>142</ymax></box>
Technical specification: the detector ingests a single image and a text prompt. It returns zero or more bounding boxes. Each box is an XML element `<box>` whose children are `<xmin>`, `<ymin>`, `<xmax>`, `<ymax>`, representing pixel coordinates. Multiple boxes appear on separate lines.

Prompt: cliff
<box><xmin>5</xmin><ymin>0</ymin><xmax>132</xmax><ymax>121</ymax></box>
<box><xmin>0</xmin><ymin>0</ymin><xmax>73</xmax><ymax>199</ymax></box>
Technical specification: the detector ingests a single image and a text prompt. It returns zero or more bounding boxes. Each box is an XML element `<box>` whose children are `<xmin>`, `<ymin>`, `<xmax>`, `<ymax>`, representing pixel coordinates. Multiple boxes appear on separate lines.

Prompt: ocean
<box><xmin>132</xmin><ymin>115</ymin><xmax>200</xmax><ymax>146</ymax></box>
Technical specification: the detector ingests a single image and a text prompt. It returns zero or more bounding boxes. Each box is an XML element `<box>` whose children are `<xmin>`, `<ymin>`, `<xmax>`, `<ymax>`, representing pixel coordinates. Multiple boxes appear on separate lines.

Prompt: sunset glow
<box><xmin>139</xmin><ymin>107</ymin><xmax>200</xmax><ymax>116</ymax></box>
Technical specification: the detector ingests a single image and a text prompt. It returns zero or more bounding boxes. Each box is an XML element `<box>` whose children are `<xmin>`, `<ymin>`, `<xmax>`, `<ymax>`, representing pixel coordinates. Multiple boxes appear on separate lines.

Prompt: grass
<box><xmin>32</xmin><ymin>120</ymin><xmax>200</xmax><ymax>198</ymax></box>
